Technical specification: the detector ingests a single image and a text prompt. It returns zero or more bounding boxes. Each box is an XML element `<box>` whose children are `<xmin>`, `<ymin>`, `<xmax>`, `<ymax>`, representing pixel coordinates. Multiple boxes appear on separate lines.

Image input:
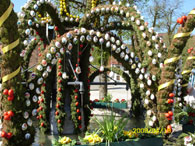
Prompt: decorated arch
<box><xmin>0</xmin><ymin>0</ymin><xmax>195</xmax><ymax>145</ymax></box>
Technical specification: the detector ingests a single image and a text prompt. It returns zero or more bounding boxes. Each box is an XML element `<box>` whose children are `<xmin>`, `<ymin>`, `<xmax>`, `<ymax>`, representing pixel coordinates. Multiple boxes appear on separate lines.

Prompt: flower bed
<box><xmin>75</xmin><ymin>137</ymin><xmax>163</xmax><ymax>146</ymax></box>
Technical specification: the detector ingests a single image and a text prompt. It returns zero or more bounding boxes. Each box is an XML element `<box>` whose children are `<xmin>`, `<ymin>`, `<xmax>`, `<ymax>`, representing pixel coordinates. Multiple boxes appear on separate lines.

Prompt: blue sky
<box><xmin>12</xmin><ymin>0</ymin><xmax>195</xmax><ymax>13</ymax></box>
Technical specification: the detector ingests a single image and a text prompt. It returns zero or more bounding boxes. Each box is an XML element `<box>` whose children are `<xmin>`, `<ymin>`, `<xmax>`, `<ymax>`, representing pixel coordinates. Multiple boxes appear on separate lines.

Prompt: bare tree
<box><xmin>147</xmin><ymin>0</ymin><xmax>184</xmax><ymax>45</ymax></box>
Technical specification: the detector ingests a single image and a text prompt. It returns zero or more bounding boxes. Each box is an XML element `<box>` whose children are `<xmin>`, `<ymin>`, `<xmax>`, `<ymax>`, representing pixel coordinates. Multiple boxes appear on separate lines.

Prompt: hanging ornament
<box><xmin>37</xmin><ymin>65</ymin><xmax>43</xmax><ymax>71</ymax></box>
<box><xmin>120</xmin><ymin>52</ymin><xmax>125</xmax><ymax>58</ymax></box>
<box><xmin>23</xmin><ymin>112</ymin><xmax>29</xmax><ymax>119</ymax></box>
<box><xmin>147</xmin><ymin>41</ymin><xmax>151</xmax><ymax>47</ymax></box>
<box><xmin>27</xmin><ymin>119</ymin><xmax>33</xmax><ymax>126</ymax></box>
<box><xmin>145</xmin><ymin>99</ymin><xmax>149</xmax><ymax>104</ymax></box>
<box><xmin>26</xmin><ymin>99</ymin><xmax>31</xmax><ymax>106</ymax></box>
<box><xmin>147</xmin><ymin>80</ymin><xmax>152</xmax><ymax>86</ymax></box>
<box><xmin>25</xmin><ymin>133</ymin><xmax>31</xmax><ymax>140</ymax></box>
<box><xmin>68</xmin><ymin>43</ymin><xmax>73</xmax><ymax>50</ymax></box>
<box><xmin>41</xmin><ymin>60</ymin><xmax>47</xmax><ymax>66</ymax></box>
<box><xmin>51</xmin><ymin>58</ymin><xmax>57</xmax><ymax>64</ymax></box>
<box><xmin>140</xmin><ymin>83</ymin><xmax>144</xmax><ymax>88</ymax></box>
<box><xmin>25</xmin><ymin>92</ymin><xmax>30</xmax><ymax>99</ymax></box>
<box><xmin>136</xmin><ymin>19</ymin><xmax>141</xmax><ymax>25</ymax></box>
<box><xmin>130</xmin><ymin>52</ymin><xmax>135</xmax><ymax>58</ymax></box>
<box><xmin>155</xmin><ymin>44</ymin><xmax>159</xmax><ymax>49</ymax></box>
<box><xmin>47</xmin><ymin>66</ymin><xmax>52</xmax><ymax>72</ymax></box>
<box><xmin>3</xmin><ymin>89</ymin><xmax>9</xmax><ymax>95</ymax></box>
<box><xmin>135</xmin><ymin>68</ymin><xmax>140</xmax><ymax>74</ymax></box>
<box><xmin>139</xmin><ymin>74</ymin><xmax>143</xmax><ymax>80</ymax></box>
<box><xmin>22</xmin><ymin>123</ymin><xmax>28</xmax><ymax>131</ymax></box>
<box><xmin>152</xmin><ymin>75</ymin><xmax>156</xmax><ymax>81</ymax></box>
<box><xmin>66</xmin><ymin>33</ymin><xmax>73</xmax><ymax>39</ymax></box>
<box><xmin>150</xmin><ymin>94</ymin><xmax>155</xmax><ymax>100</ymax></box>
<box><xmin>149</xmin><ymin>121</ymin><xmax>153</xmax><ymax>126</ymax></box>
<box><xmin>60</xmin><ymin>48</ymin><xmax>65</xmax><ymax>54</ymax></box>
<box><xmin>62</xmin><ymin>72</ymin><xmax>69</xmax><ymax>79</ymax></box>
<box><xmin>109</xmin><ymin>71</ymin><xmax>114</xmax><ymax>78</ymax></box>
<box><xmin>99</xmin><ymin>66</ymin><xmax>104</xmax><ymax>72</ymax></box>
<box><xmin>124</xmin><ymin>55</ymin><xmax>129</xmax><ymax>61</ymax></box>
<box><xmin>105</xmin><ymin>34</ymin><xmax>110</xmax><ymax>40</ymax></box>
<box><xmin>32</xmin><ymin>109</ymin><xmax>37</xmax><ymax>116</ymax></box>
<box><xmin>42</xmin><ymin>71</ymin><xmax>48</xmax><ymax>78</ymax></box>
<box><xmin>30</xmin><ymin>11</ymin><xmax>35</xmax><ymax>17</ymax></box>
<box><xmin>141</xmin><ymin>68</ymin><xmax>145</xmax><ymax>74</ymax></box>
<box><xmin>55</xmin><ymin>52</ymin><xmax>61</xmax><ymax>58</ymax></box>
<box><xmin>146</xmin><ymin>90</ymin><xmax>151</xmax><ymax>96</ymax></box>
<box><xmin>106</xmin><ymin>41</ymin><xmax>111</xmax><ymax>48</ymax></box>
<box><xmin>93</xmin><ymin>36</ymin><xmax>98</xmax><ymax>43</ymax></box>
<box><xmin>50</xmin><ymin>47</ymin><xmax>56</xmax><ymax>54</ymax></box>
<box><xmin>99</xmin><ymin>38</ymin><xmax>104</xmax><ymax>44</ymax></box>
<box><xmin>37</xmin><ymin>78</ymin><xmax>43</xmax><ymax>85</ymax></box>
<box><xmin>115</xmin><ymin>47</ymin><xmax>120</xmax><ymax>53</ymax></box>
<box><xmin>76</xmin><ymin>66</ymin><xmax>81</xmax><ymax>74</ymax></box>
<box><xmin>139</xmin><ymin>25</ymin><xmax>144</xmax><ymax>31</ymax></box>
<box><xmin>25</xmin><ymin>29</ymin><xmax>31</xmax><ymax>35</ymax></box>
<box><xmin>131</xmin><ymin>64</ymin><xmax>136</xmax><ymax>69</ymax></box>
<box><xmin>62</xmin><ymin>37</ymin><xmax>67</xmax><ymax>44</ymax></box>
<box><xmin>147</xmin><ymin>110</ymin><xmax>152</xmax><ymax>116</ymax></box>
<box><xmin>152</xmin><ymin>59</ymin><xmax>157</xmax><ymax>65</ymax></box>
<box><xmin>46</xmin><ymin>53</ymin><xmax>52</xmax><ymax>60</ymax></box>
<box><xmin>23</xmin><ymin>40</ymin><xmax>28</xmax><ymax>46</ymax></box>
<box><xmin>36</xmin><ymin>88</ymin><xmax>41</xmax><ymax>94</ymax></box>
<box><xmin>89</xmin><ymin>30</ymin><xmax>95</xmax><ymax>35</ymax></box>
<box><xmin>28</xmin><ymin>20</ymin><xmax>33</xmax><ymax>26</ymax></box>
<box><xmin>32</xmin><ymin>95</ymin><xmax>38</xmax><ymax>102</ymax></box>
<box><xmin>131</xmin><ymin>16</ymin><xmax>135</xmax><ymax>21</ymax></box>
<box><xmin>86</xmin><ymin>35</ymin><xmax>92</xmax><ymax>41</ymax></box>
<box><xmin>142</xmin><ymin>33</ymin><xmax>147</xmax><ymax>39</ymax></box>
<box><xmin>80</xmin><ymin>35</ymin><xmax>85</xmax><ymax>42</ymax></box>
<box><xmin>55</xmin><ymin>41</ymin><xmax>61</xmax><ymax>48</ymax></box>
<box><xmin>89</xmin><ymin>56</ymin><xmax>94</xmax><ymax>62</ymax></box>
<box><xmin>29</xmin><ymin>83</ymin><xmax>35</xmax><ymax>90</ymax></box>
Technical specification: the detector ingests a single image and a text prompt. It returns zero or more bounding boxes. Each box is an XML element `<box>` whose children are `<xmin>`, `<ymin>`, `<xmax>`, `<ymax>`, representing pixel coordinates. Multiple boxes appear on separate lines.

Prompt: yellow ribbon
<box><xmin>164</xmin><ymin>56</ymin><xmax>180</xmax><ymax>65</ymax></box>
<box><xmin>182</xmin><ymin>83</ymin><xmax>188</xmax><ymax>87</ymax></box>
<box><xmin>189</xmin><ymin>10</ymin><xmax>195</xmax><ymax>15</ymax></box>
<box><xmin>173</xmin><ymin>32</ymin><xmax>192</xmax><ymax>39</ymax></box>
<box><xmin>187</xmin><ymin>56</ymin><xmax>195</xmax><ymax>60</ymax></box>
<box><xmin>2</xmin><ymin>67</ymin><xmax>21</xmax><ymax>83</ymax></box>
<box><xmin>0</xmin><ymin>3</ymin><xmax>13</xmax><ymax>27</ymax></box>
<box><xmin>158</xmin><ymin>79</ymin><xmax>175</xmax><ymax>91</ymax></box>
<box><xmin>2</xmin><ymin>39</ymin><xmax>20</xmax><ymax>54</ymax></box>
<box><xmin>182</xmin><ymin>70</ymin><xmax>191</xmax><ymax>75</ymax></box>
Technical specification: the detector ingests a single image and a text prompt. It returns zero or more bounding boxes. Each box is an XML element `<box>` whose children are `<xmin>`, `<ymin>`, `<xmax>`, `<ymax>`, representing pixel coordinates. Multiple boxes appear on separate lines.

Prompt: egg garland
<box><xmin>18</xmin><ymin>4</ymin><xmax>168</xmax><ymax>137</ymax></box>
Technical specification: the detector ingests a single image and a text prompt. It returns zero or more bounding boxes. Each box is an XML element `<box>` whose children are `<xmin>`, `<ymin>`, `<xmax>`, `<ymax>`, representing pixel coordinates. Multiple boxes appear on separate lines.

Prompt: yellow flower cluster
<box><xmin>58</xmin><ymin>136</ymin><xmax>72</xmax><ymax>144</ymax></box>
<box><xmin>91</xmin><ymin>0</ymin><xmax>98</xmax><ymax>8</ymax></box>
<box><xmin>84</xmin><ymin>133</ymin><xmax>103</xmax><ymax>144</ymax></box>
<box><xmin>123</xmin><ymin>130</ymin><xmax>138</xmax><ymax>138</ymax></box>
<box><xmin>60</xmin><ymin>0</ymin><xmax>79</xmax><ymax>18</ymax></box>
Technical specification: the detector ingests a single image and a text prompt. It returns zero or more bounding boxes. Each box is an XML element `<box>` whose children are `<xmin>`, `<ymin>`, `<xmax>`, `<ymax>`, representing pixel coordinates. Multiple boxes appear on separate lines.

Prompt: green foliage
<box><xmin>101</xmin><ymin>93</ymin><xmax>113</xmax><ymax>102</ymax></box>
<box><xmin>94</xmin><ymin>111</ymin><xmax>128</xmax><ymax>144</ymax></box>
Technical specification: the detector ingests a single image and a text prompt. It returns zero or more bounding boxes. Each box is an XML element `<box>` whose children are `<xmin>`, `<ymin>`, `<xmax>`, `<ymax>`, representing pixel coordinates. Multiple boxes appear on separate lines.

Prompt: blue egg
<box><xmin>135</xmin><ymin>57</ymin><xmax>139</xmax><ymax>62</ymax></box>
<box><xmin>17</xmin><ymin>21</ymin><xmax>21</xmax><ymax>25</ymax></box>
<box><xmin>34</xmin><ymin>4</ymin><xmax>38</xmax><ymax>10</ymax></box>
<box><xmin>28</xmin><ymin>20</ymin><xmax>33</xmax><ymax>26</ymax></box>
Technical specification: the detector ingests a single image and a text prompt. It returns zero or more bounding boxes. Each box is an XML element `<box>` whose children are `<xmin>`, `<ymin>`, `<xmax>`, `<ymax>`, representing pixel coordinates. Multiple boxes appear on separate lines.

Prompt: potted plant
<box><xmin>175</xmin><ymin>94</ymin><xmax>195</xmax><ymax>133</ymax></box>
<box><xmin>92</xmin><ymin>95</ymin><xmax>127</xmax><ymax>109</ymax></box>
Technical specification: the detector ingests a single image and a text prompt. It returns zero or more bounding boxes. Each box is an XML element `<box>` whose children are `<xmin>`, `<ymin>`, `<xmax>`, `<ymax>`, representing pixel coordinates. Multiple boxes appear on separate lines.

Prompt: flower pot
<box><xmin>76</xmin><ymin>137</ymin><xmax>163</xmax><ymax>146</ymax></box>
<box><xmin>92</xmin><ymin>102</ymin><xmax>127</xmax><ymax>109</ymax></box>
<box><xmin>182</xmin><ymin>124</ymin><xmax>195</xmax><ymax>133</ymax></box>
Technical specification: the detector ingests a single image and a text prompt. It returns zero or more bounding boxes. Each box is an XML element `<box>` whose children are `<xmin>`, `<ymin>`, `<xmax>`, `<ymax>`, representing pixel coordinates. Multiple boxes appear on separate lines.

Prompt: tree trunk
<box><xmin>0</xmin><ymin>0</ymin><xmax>35</xmax><ymax>145</ymax></box>
<box><xmin>99</xmin><ymin>73</ymin><xmax>107</xmax><ymax>99</ymax></box>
